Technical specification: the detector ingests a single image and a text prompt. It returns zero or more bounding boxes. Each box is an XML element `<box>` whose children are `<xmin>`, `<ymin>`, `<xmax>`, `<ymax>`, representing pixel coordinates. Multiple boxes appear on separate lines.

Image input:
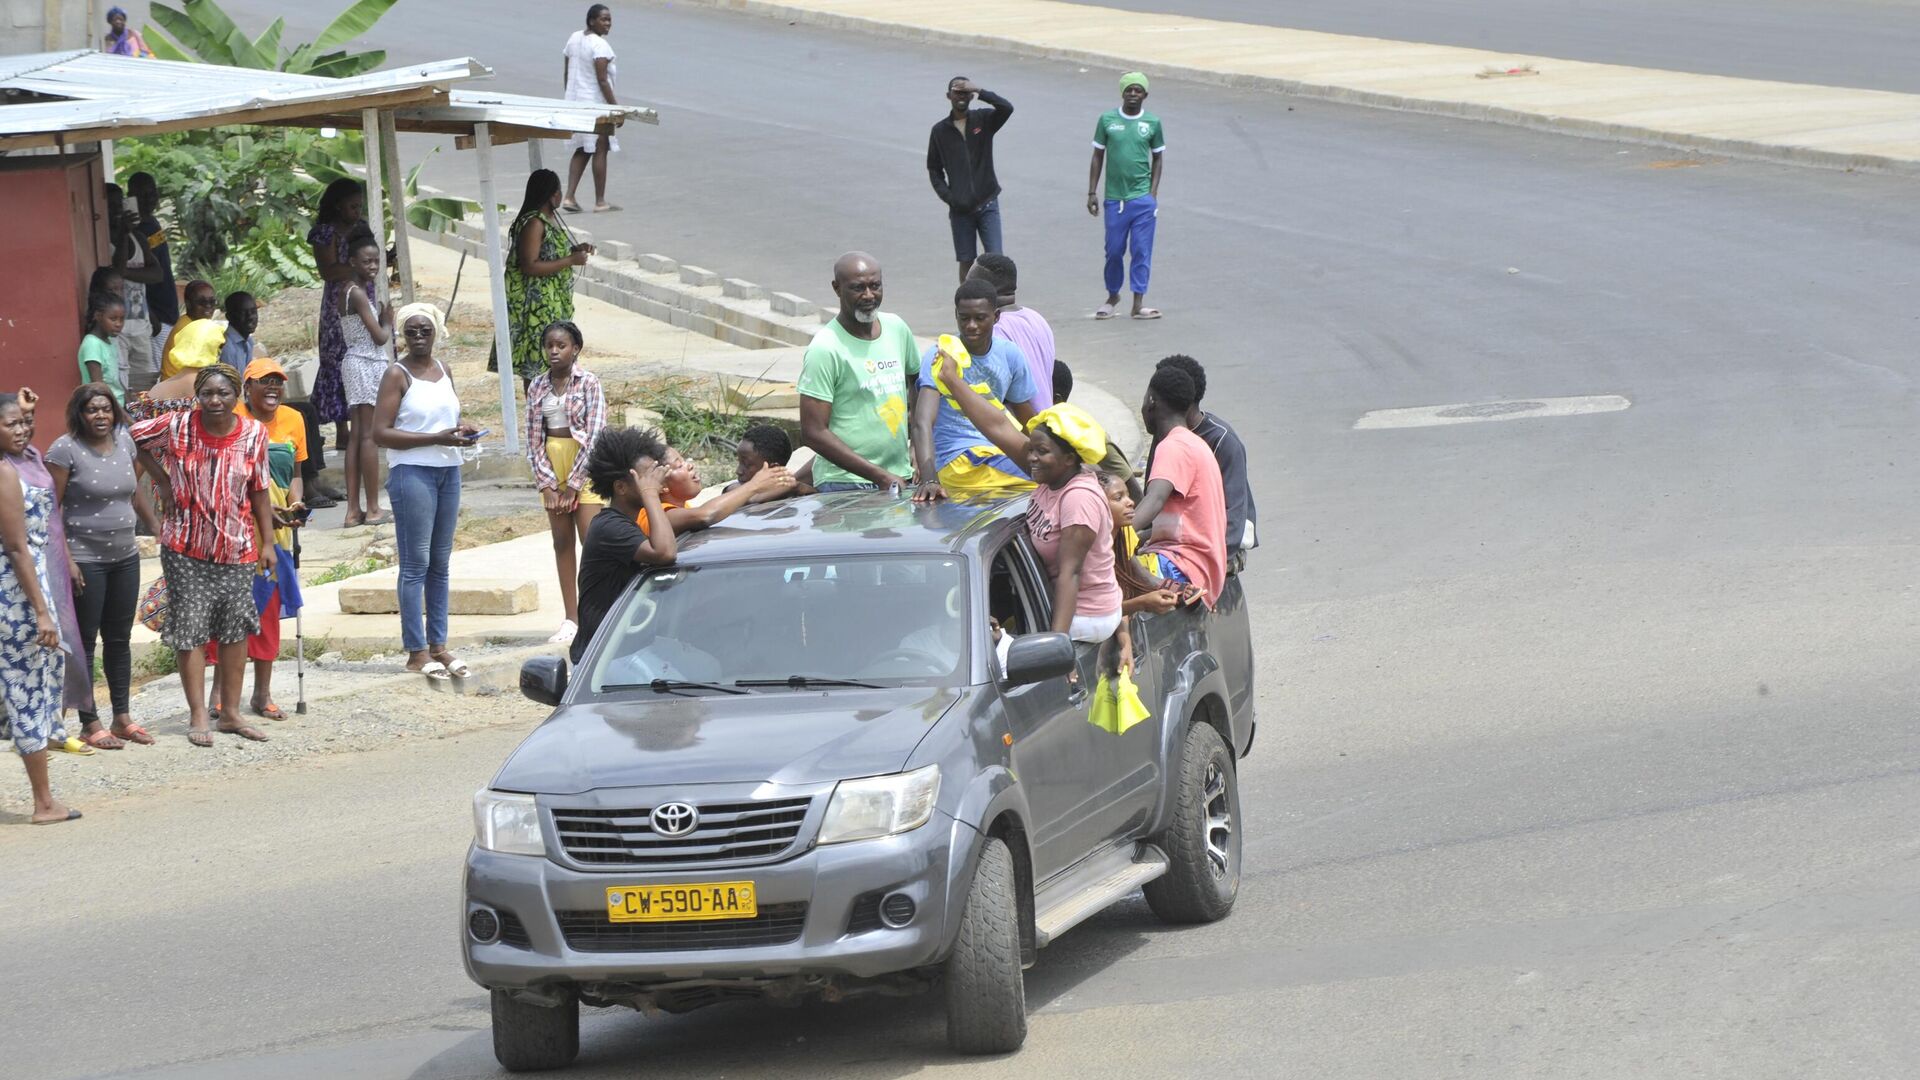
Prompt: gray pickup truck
<box><xmin>466</xmin><ymin>491</ymin><xmax>1255</xmax><ymax>1070</ymax></box>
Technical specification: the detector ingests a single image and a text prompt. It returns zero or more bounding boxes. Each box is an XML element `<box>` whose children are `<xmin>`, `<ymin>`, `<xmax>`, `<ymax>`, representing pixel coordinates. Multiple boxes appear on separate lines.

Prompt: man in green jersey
<box><xmin>797</xmin><ymin>252</ymin><xmax>922</xmax><ymax>492</ymax></box>
<box><xmin>1087</xmin><ymin>71</ymin><xmax>1165</xmax><ymax>320</ymax></box>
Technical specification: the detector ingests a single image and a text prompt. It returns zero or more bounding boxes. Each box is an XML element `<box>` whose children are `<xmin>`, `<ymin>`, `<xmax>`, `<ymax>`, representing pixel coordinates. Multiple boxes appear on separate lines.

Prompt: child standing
<box><xmin>525</xmin><ymin>320</ymin><xmax>606</xmax><ymax>646</ymax></box>
<box><xmin>78</xmin><ymin>292</ymin><xmax>127</xmax><ymax>404</ymax></box>
<box><xmin>339</xmin><ymin>226</ymin><xmax>392</xmax><ymax>527</ymax></box>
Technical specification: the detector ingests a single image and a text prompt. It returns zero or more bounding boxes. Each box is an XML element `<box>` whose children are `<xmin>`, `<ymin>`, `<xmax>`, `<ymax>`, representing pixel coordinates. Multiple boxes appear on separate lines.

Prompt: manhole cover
<box><xmin>1435</xmin><ymin>401</ymin><xmax>1546</xmax><ymax>419</ymax></box>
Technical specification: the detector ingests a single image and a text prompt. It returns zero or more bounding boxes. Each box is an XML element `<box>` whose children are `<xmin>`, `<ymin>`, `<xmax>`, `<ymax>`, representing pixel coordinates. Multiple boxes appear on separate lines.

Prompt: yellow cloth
<box><xmin>161</xmin><ymin>318</ymin><xmax>224</xmax><ymax>378</ymax></box>
<box><xmin>938</xmin><ymin>447</ymin><xmax>1035</xmax><ymax>497</ymax></box>
<box><xmin>1026</xmin><ymin>404</ymin><xmax>1108</xmax><ymax>465</ymax></box>
<box><xmin>544</xmin><ymin>436</ymin><xmax>604</xmax><ymax>505</ymax></box>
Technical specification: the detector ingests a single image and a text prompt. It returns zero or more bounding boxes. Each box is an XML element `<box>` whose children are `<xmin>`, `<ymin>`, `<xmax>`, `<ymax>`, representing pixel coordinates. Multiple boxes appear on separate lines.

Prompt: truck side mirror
<box><xmin>520</xmin><ymin>656</ymin><xmax>568</xmax><ymax>706</ymax></box>
<box><xmin>1002</xmin><ymin>632</ymin><xmax>1076</xmax><ymax>687</ymax></box>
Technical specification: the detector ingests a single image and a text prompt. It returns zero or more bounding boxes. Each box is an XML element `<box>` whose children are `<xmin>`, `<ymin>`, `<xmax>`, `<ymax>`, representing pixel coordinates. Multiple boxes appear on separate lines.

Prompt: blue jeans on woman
<box><xmin>386</xmin><ymin>463</ymin><xmax>460</xmax><ymax>652</ymax></box>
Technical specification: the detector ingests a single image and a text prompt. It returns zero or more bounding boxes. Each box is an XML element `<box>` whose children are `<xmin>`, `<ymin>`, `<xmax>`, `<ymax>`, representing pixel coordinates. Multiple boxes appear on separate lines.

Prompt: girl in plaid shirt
<box><xmin>524</xmin><ymin>320</ymin><xmax>606</xmax><ymax>646</ymax></box>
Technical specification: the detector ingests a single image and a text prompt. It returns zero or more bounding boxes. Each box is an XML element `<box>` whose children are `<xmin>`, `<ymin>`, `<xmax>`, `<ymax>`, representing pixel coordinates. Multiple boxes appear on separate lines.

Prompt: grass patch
<box><xmin>311</xmin><ymin>556</ymin><xmax>390</xmax><ymax>586</ymax></box>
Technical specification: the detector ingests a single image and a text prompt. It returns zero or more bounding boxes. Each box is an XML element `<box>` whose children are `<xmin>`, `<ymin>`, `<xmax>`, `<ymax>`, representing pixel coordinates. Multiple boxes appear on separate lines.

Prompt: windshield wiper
<box><xmin>600</xmin><ymin>679</ymin><xmax>749</xmax><ymax>696</ymax></box>
<box><xmin>735</xmin><ymin>676</ymin><xmax>885</xmax><ymax>690</ymax></box>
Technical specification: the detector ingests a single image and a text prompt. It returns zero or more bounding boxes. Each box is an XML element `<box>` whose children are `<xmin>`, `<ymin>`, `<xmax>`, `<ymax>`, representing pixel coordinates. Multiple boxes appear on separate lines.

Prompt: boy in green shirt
<box><xmin>1087</xmin><ymin>72</ymin><xmax>1165</xmax><ymax>320</ymax></box>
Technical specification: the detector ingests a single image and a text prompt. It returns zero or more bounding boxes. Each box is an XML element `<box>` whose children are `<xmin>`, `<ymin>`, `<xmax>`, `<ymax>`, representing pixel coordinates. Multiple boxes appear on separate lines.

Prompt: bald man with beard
<box><xmin>796</xmin><ymin>252</ymin><xmax>923</xmax><ymax>491</ymax></box>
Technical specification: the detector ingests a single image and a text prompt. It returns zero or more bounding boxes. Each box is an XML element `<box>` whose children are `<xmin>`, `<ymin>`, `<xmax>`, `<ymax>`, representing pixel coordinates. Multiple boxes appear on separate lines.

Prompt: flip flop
<box><xmin>560</xmin><ymin>200</ymin><xmax>584</xmax><ymax>214</ymax></box>
<box><xmin>82</xmin><ymin>729</ymin><xmax>125</xmax><ymax>751</ymax></box>
<box><xmin>219</xmin><ymin>724</ymin><xmax>269</xmax><ymax>743</ymax></box>
<box><xmin>1093</xmin><ymin>304</ymin><xmax>1117</xmax><ymax>320</ymax></box>
<box><xmin>31</xmin><ymin>808</ymin><xmax>82</xmax><ymax>825</ymax></box>
<box><xmin>51</xmin><ymin>737</ymin><xmax>96</xmax><ymax>756</ymax></box>
<box><xmin>363</xmin><ymin>512</ymin><xmax>389</xmax><ymax>527</ymax></box>
<box><xmin>1131</xmin><ymin>308</ymin><xmax>1163</xmax><ymax>320</ymax></box>
<box><xmin>112</xmin><ymin>723</ymin><xmax>155</xmax><ymax>746</ymax></box>
<box><xmin>434</xmin><ymin>656</ymin><xmax>471</xmax><ymax>679</ymax></box>
<box><xmin>250</xmin><ymin>701</ymin><xmax>288</xmax><ymax>721</ymax></box>
<box><xmin>412</xmin><ymin>661</ymin><xmax>453</xmax><ymax>682</ymax></box>
<box><xmin>188</xmin><ymin>730</ymin><xmax>214</xmax><ymax>748</ymax></box>
<box><xmin>592</xmin><ymin>203</ymin><xmax>623</xmax><ymax>213</ymax></box>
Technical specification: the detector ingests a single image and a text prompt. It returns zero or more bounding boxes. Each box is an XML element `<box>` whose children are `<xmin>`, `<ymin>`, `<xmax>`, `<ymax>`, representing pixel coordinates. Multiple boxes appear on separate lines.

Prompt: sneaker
<box><xmin>548</xmin><ymin>620</ymin><xmax>578</xmax><ymax>646</ymax></box>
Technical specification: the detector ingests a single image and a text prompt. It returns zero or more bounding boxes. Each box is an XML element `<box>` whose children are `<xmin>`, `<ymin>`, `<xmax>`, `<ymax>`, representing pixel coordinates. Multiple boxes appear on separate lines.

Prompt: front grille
<box><xmin>497</xmin><ymin>910</ymin><xmax>532</xmax><ymax>949</ymax></box>
<box><xmin>556</xmin><ymin>903</ymin><xmax>809</xmax><ymax>952</ymax></box>
<box><xmin>553</xmin><ymin>797</ymin><xmax>813</xmax><ymax>867</ymax></box>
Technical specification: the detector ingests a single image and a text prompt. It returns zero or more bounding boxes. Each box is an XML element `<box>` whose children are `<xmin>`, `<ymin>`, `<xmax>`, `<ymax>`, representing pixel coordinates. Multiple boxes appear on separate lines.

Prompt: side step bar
<box><xmin>1032</xmin><ymin>843</ymin><xmax>1168</xmax><ymax>948</ymax></box>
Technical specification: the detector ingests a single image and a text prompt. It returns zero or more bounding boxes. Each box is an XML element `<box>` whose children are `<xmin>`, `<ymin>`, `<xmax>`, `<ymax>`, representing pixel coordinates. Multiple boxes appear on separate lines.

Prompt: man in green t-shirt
<box><xmin>797</xmin><ymin>252</ymin><xmax>922</xmax><ymax>491</ymax></box>
<box><xmin>1086</xmin><ymin>71</ymin><xmax>1165</xmax><ymax>321</ymax></box>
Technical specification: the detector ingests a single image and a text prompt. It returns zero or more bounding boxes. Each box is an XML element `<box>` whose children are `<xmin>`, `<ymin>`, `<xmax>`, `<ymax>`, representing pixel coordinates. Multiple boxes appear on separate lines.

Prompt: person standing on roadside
<box><xmin>0</xmin><ymin>393</ymin><xmax>81</xmax><ymax>823</ymax></box>
<box><xmin>124</xmin><ymin>173</ymin><xmax>179</xmax><ymax>374</ymax></box>
<box><xmin>132</xmin><ymin>365</ymin><xmax>277</xmax><ymax>748</ymax></box>
<box><xmin>105</xmin><ymin>184</ymin><xmax>160</xmax><ymax>392</ymax></box>
<box><xmin>797</xmin><ymin>252</ymin><xmax>921</xmax><ymax>493</ymax></box>
<box><xmin>48</xmin><ymin>384</ymin><xmax>164</xmax><ymax>749</ymax></box>
<box><xmin>526</xmin><ymin>320</ymin><xmax>606</xmax><ymax>648</ymax></box>
<box><xmin>506</xmin><ymin>170</ymin><xmax>591</xmax><ymax>387</ymax></box>
<box><xmin>1087</xmin><ymin>72</ymin><xmax>1165</xmax><ymax>321</ymax></box>
<box><xmin>928</xmin><ymin>76</ymin><xmax>1014</xmax><ymax>283</ymax></box>
<box><xmin>562</xmin><ymin>4</ymin><xmax>622</xmax><ymax>214</ymax></box>
<box><xmin>968</xmin><ymin>253</ymin><xmax>1054</xmax><ymax>398</ymax></box>
<box><xmin>307</xmin><ymin>178</ymin><xmax>368</xmax><ymax>510</ymax></box>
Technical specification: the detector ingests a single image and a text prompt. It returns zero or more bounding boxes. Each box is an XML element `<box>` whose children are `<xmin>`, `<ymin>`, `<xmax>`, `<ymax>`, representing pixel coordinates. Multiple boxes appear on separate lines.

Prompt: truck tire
<box><xmin>491</xmin><ymin>988</ymin><xmax>580</xmax><ymax>1072</ymax></box>
<box><xmin>944</xmin><ymin>837</ymin><xmax>1028</xmax><ymax>1054</ymax></box>
<box><xmin>1144</xmin><ymin>722</ymin><xmax>1242</xmax><ymax>924</ymax></box>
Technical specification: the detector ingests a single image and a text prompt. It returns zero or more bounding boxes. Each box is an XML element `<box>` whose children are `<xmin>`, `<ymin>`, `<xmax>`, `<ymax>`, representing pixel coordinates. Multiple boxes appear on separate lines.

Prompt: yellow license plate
<box><xmin>606</xmin><ymin>881</ymin><xmax>758</xmax><ymax>923</ymax></box>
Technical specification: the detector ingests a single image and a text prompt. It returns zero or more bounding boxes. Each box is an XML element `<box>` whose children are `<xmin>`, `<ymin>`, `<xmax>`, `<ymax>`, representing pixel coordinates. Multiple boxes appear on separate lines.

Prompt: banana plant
<box><xmin>143</xmin><ymin>0</ymin><xmax>397</xmax><ymax>77</ymax></box>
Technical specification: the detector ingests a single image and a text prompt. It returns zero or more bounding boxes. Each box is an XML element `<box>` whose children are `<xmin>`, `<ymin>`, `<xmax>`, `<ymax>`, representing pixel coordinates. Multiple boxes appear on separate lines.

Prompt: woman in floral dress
<box><xmin>307</xmin><ymin>179</ymin><xmax>366</xmax><ymax>479</ymax></box>
<box><xmin>504</xmin><ymin>170</ymin><xmax>591</xmax><ymax>386</ymax></box>
<box><xmin>0</xmin><ymin>392</ymin><xmax>79</xmax><ymax>824</ymax></box>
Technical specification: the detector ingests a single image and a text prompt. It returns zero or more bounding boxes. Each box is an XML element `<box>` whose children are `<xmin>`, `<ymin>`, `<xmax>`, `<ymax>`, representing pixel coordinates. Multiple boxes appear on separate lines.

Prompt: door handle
<box><xmin>1067</xmin><ymin>685</ymin><xmax>1089</xmax><ymax>706</ymax></box>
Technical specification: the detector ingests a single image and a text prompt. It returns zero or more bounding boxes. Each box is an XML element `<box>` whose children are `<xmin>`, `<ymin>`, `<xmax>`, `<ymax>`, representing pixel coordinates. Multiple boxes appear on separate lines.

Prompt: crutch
<box><xmin>291</xmin><ymin>524</ymin><xmax>308</xmax><ymax>716</ymax></box>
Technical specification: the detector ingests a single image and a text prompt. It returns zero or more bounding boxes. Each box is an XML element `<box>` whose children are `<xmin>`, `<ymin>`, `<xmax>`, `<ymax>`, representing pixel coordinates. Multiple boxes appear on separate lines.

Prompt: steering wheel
<box><xmin>869</xmin><ymin>647</ymin><xmax>948</xmax><ymax>674</ymax></box>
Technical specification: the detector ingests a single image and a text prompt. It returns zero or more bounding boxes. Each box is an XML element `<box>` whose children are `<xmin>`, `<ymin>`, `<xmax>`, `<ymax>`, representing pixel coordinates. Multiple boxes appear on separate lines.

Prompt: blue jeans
<box><xmin>1103</xmin><ymin>195</ymin><xmax>1157</xmax><ymax>296</ymax></box>
<box><xmin>948</xmin><ymin>197</ymin><xmax>1004</xmax><ymax>263</ymax></box>
<box><xmin>386</xmin><ymin>463</ymin><xmax>460</xmax><ymax>652</ymax></box>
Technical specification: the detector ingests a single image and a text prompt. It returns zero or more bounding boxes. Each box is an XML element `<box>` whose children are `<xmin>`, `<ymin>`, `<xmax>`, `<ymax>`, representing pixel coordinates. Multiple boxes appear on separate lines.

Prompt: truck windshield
<box><xmin>588</xmin><ymin>556</ymin><xmax>969</xmax><ymax>692</ymax></box>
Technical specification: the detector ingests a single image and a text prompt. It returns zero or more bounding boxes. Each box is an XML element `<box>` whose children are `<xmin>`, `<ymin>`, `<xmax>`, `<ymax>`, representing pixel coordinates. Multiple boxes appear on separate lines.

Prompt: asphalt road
<box><xmin>1095</xmin><ymin>0</ymin><xmax>1920</xmax><ymax>93</ymax></box>
<box><xmin>11</xmin><ymin>2</ymin><xmax>1917</xmax><ymax>1077</ymax></box>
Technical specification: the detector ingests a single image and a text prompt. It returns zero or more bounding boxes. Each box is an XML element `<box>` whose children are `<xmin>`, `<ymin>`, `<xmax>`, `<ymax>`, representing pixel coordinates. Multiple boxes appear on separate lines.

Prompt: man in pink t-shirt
<box><xmin>1133</xmin><ymin>365</ymin><xmax>1227</xmax><ymax>606</ymax></box>
<box><xmin>969</xmin><ymin>254</ymin><xmax>1054</xmax><ymax>396</ymax></box>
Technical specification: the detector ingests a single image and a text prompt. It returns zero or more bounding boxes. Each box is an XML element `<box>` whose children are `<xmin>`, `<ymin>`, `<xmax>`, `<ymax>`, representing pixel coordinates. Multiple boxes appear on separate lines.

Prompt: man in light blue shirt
<box><xmin>910</xmin><ymin>279</ymin><xmax>1042</xmax><ymax>501</ymax></box>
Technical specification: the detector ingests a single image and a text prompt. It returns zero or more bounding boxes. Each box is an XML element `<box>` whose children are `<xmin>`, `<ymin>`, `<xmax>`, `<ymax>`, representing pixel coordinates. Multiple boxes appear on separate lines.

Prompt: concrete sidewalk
<box><xmin>686</xmin><ymin>0</ymin><xmax>1920</xmax><ymax>174</ymax></box>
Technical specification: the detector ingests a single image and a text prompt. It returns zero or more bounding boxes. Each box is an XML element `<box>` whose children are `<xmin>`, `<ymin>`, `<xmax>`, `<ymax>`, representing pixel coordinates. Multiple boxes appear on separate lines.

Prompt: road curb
<box><xmin>683</xmin><ymin>0</ymin><xmax>1920</xmax><ymax>178</ymax></box>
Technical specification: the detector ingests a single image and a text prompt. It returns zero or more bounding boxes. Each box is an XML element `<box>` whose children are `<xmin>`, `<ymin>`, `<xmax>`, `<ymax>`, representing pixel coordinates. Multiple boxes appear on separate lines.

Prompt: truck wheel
<box><xmin>1144</xmin><ymin>722</ymin><xmax>1242</xmax><ymax>924</ymax></box>
<box><xmin>944</xmin><ymin>837</ymin><xmax>1027</xmax><ymax>1054</ymax></box>
<box><xmin>491</xmin><ymin>988</ymin><xmax>580</xmax><ymax>1072</ymax></box>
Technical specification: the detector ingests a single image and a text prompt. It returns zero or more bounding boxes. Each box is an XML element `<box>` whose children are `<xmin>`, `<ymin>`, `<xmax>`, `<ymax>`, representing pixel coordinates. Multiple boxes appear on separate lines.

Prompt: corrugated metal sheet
<box><xmin>0</xmin><ymin>51</ymin><xmax>653</xmax><ymax>145</ymax></box>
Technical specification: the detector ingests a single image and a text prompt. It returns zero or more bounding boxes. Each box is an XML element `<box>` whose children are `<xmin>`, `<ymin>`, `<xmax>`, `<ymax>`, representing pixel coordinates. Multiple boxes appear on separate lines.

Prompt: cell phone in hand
<box><xmin>466</xmin><ymin>429</ymin><xmax>489</xmax><ymax>442</ymax></box>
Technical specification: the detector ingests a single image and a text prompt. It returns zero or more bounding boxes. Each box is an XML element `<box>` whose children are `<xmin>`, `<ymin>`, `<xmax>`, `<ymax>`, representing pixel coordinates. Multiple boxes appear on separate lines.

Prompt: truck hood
<box><xmin>491</xmin><ymin>686</ymin><xmax>965</xmax><ymax>794</ymax></box>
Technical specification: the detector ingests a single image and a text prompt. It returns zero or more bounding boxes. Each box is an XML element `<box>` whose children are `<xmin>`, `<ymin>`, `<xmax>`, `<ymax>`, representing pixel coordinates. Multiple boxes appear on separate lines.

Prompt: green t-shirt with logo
<box><xmin>1093</xmin><ymin>108</ymin><xmax>1165</xmax><ymax>202</ymax></box>
<box><xmin>796</xmin><ymin>312</ymin><xmax>920</xmax><ymax>488</ymax></box>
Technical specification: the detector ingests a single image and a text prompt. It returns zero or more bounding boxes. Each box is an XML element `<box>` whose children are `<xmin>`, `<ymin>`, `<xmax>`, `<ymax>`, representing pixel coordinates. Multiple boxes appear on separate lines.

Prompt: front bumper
<box><xmin>464</xmin><ymin>814</ymin><xmax>968</xmax><ymax>990</ymax></box>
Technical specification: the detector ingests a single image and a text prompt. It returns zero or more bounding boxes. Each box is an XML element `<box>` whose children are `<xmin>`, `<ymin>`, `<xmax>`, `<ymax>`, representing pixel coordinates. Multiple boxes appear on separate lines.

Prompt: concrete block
<box><xmin>600</xmin><ymin>239</ymin><xmax>634</xmax><ymax>261</ymax></box>
<box><xmin>570</xmin><ymin>228</ymin><xmax>594</xmax><ymax>245</ymax></box>
<box><xmin>636</xmin><ymin>253</ymin><xmax>678</xmax><ymax>273</ymax></box>
<box><xmin>723</xmin><ymin>378</ymin><xmax>802</xmax><ymax>411</ymax></box>
<box><xmin>624</xmin><ymin>405</ymin><xmax>664</xmax><ymax>430</ymax></box>
<box><xmin>678</xmin><ymin>264</ymin><xmax>721</xmax><ymax>288</ymax></box>
<box><xmin>339</xmin><ymin>578</ymin><xmax>539</xmax><ymax>616</ymax></box>
<box><xmin>769</xmin><ymin>291</ymin><xmax>817</xmax><ymax>317</ymax></box>
<box><xmin>722</xmin><ymin>277</ymin><xmax>764</xmax><ymax>301</ymax></box>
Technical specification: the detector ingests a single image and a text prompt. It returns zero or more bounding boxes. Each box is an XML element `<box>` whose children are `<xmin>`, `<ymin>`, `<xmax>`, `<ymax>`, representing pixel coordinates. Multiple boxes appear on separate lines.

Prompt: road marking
<box><xmin>1353</xmin><ymin>395</ymin><xmax>1631</xmax><ymax>430</ymax></box>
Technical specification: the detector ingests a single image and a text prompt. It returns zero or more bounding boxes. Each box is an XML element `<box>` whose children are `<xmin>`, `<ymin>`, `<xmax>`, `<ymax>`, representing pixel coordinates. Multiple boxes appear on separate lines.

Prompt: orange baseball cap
<box><xmin>243</xmin><ymin>357</ymin><xmax>287</xmax><ymax>383</ymax></box>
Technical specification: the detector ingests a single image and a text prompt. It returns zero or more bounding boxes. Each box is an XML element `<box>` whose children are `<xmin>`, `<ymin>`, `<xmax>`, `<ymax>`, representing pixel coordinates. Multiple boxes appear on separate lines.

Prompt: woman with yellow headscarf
<box><xmin>928</xmin><ymin>347</ymin><xmax>1130</xmax><ymax>675</ymax></box>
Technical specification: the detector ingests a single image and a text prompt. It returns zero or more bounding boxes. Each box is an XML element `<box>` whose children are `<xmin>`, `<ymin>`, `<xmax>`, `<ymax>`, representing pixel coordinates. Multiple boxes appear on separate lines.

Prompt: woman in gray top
<box><xmin>47</xmin><ymin>383</ymin><xmax>162</xmax><ymax>748</ymax></box>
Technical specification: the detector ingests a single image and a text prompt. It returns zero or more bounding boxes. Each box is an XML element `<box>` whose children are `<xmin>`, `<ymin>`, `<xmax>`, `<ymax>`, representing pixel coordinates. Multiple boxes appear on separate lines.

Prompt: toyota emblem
<box><xmin>650</xmin><ymin>802</ymin><xmax>699</xmax><ymax>837</ymax></box>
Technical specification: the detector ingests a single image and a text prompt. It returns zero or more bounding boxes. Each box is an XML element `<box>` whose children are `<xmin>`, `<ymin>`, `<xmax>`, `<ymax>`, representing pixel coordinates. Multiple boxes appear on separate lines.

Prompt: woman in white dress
<box><xmin>562</xmin><ymin>4</ymin><xmax>621</xmax><ymax>213</ymax></box>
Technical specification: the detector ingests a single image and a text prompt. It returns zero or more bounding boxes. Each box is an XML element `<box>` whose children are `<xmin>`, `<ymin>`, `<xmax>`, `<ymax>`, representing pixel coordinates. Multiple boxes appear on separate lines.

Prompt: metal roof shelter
<box><xmin>0</xmin><ymin>50</ymin><xmax>658</xmax><ymax>450</ymax></box>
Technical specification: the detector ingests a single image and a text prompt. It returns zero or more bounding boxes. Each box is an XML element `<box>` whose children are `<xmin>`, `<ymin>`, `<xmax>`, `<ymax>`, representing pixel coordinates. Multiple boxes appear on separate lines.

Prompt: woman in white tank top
<box><xmin>371</xmin><ymin>305</ymin><xmax>482</xmax><ymax>681</ymax></box>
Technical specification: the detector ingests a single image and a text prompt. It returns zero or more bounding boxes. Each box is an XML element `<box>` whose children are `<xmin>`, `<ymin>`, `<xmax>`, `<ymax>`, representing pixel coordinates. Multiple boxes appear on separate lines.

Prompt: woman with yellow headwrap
<box><xmin>929</xmin><ymin>349</ymin><xmax>1130</xmax><ymax>675</ymax></box>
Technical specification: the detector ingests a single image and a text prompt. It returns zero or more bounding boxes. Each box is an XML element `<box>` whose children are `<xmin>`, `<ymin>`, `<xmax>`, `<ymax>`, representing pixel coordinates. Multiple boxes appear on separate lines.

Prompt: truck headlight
<box><xmin>818</xmin><ymin>765</ymin><xmax>941</xmax><ymax>845</ymax></box>
<box><xmin>472</xmin><ymin>790</ymin><xmax>545</xmax><ymax>856</ymax></box>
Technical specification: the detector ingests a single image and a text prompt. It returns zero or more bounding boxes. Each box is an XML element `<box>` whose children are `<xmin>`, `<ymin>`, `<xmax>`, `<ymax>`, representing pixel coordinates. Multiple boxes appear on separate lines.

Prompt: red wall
<box><xmin>0</xmin><ymin>152</ymin><xmax>107</xmax><ymax>451</ymax></box>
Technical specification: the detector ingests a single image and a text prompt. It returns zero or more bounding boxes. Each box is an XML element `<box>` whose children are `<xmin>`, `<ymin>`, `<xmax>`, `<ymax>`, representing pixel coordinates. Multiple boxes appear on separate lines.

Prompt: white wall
<box><xmin>2</xmin><ymin>0</ymin><xmax>102</xmax><ymax>56</ymax></box>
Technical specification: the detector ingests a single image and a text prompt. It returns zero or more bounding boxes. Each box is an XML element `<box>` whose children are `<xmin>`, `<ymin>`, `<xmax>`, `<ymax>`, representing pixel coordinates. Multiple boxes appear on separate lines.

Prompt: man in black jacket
<box><xmin>928</xmin><ymin>77</ymin><xmax>1013</xmax><ymax>282</ymax></box>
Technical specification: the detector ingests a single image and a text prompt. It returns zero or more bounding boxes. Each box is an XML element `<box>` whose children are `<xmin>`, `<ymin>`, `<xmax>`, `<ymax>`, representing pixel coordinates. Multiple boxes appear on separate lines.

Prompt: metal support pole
<box><xmin>475</xmin><ymin>122</ymin><xmax>520</xmax><ymax>453</ymax></box>
<box><xmin>527</xmin><ymin>139</ymin><xmax>544</xmax><ymax>172</ymax></box>
<box><xmin>100</xmin><ymin>139</ymin><xmax>114</xmax><ymax>183</ymax></box>
<box><xmin>379</xmin><ymin>112</ymin><xmax>415</xmax><ymax>305</ymax></box>
<box><xmin>361</xmin><ymin>108</ymin><xmax>390</xmax><ymax>308</ymax></box>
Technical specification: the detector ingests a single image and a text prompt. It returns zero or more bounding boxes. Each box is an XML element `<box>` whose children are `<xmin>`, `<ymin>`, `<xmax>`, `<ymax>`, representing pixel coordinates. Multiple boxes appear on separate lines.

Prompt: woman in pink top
<box><xmin>931</xmin><ymin>350</ymin><xmax>1129</xmax><ymax>673</ymax></box>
